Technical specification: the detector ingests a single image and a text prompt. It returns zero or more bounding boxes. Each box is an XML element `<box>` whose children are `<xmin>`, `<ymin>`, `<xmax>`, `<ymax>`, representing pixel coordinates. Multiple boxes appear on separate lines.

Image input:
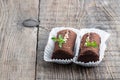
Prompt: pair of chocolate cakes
<box><xmin>51</xmin><ymin>29</ymin><xmax>101</xmax><ymax>63</ymax></box>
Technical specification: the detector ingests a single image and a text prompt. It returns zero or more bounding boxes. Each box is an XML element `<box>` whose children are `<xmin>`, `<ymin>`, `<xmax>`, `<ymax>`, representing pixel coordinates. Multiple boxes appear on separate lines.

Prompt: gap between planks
<box><xmin>35</xmin><ymin>0</ymin><xmax>41</xmax><ymax>80</ymax></box>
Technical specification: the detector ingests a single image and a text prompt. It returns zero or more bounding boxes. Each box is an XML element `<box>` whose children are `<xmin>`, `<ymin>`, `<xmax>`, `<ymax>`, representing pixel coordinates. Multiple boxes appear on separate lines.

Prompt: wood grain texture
<box><xmin>37</xmin><ymin>0</ymin><xmax>120</xmax><ymax>80</ymax></box>
<box><xmin>0</xmin><ymin>0</ymin><xmax>38</xmax><ymax>80</ymax></box>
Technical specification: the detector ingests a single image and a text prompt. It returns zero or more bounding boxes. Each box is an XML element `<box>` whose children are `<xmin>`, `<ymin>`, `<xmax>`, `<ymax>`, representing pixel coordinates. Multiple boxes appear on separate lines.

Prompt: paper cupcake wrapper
<box><xmin>44</xmin><ymin>27</ymin><xmax>80</xmax><ymax>64</ymax></box>
<box><xmin>44</xmin><ymin>27</ymin><xmax>110</xmax><ymax>66</ymax></box>
<box><xmin>73</xmin><ymin>28</ymin><xmax>110</xmax><ymax>67</ymax></box>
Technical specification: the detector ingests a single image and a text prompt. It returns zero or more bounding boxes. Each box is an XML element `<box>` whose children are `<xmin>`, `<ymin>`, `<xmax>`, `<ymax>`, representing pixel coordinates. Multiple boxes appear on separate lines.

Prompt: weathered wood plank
<box><xmin>0</xmin><ymin>0</ymin><xmax>38</xmax><ymax>80</ymax></box>
<box><xmin>37</xmin><ymin>0</ymin><xmax>120</xmax><ymax>80</ymax></box>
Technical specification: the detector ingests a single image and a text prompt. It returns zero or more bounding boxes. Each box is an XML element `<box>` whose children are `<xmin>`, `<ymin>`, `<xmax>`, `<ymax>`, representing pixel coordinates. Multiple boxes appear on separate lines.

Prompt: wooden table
<box><xmin>0</xmin><ymin>0</ymin><xmax>120</xmax><ymax>80</ymax></box>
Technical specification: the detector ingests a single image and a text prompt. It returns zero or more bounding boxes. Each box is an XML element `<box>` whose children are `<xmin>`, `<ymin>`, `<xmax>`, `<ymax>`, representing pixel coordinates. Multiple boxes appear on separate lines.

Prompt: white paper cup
<box><xmin>44</xmin><ymin>27</ymin><xmax>80</xmax><ymax>64</ymax></box>
<box><xmin>73</xmin><ymin>28</ymin><xmax>110</xmax><ymax>67</ymax></box>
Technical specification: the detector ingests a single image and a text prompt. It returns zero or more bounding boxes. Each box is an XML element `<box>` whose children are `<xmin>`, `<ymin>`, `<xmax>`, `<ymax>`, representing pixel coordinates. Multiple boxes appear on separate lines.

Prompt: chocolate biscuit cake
<box><xmin>52</xmin><ymin>29</ymin><xmax>77</xmax><ymax>59</ymax></box>
<box><xmin>78</xmin><ymin>32</ymin><xmax>101</xmax><ymax>62</ymax></box>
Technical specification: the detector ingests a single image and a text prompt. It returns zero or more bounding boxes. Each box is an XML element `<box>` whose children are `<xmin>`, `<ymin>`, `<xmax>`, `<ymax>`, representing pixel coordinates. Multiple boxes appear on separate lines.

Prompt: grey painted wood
<box><xmin>0</xmin><ymin>0</ymin><xmax>38</xmax><ymax>80</ymax></box>
<box><xmin>37</xmin><ymin>0</ymin><xmax>120</xmax><ymax>80</ymax></box>
<box><xmin>0</xmin><ymin>0</ymin><xmax>120</xmax><ymax>80</ymax></box>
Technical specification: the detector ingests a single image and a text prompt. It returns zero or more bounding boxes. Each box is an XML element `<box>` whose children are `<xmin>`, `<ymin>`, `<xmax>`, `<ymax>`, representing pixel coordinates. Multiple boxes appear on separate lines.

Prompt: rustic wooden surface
<box><xmin>0</xmin><ymin>0</ymin><xmax>38</xmax><ymax>80</ymax></box>
<box><xmin>37</xmin><ymin>0</ymin><xmax>120</xmax><ymax>80</ymax></box>
<box><xmin>0</xmin><ymin>0</ymin><xmax>120</xmax><ymax>80</ymax></box>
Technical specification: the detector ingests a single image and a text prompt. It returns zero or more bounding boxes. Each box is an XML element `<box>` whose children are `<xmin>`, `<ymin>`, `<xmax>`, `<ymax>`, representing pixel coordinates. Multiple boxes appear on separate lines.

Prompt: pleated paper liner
<box><xmin>44</xmin><ymin>27</ymin><xmax>110</xmax><ymax>66</ymax></box>
<box><xmin>73</xmin><ymin>28</ymin><xmax>110</xmax><ymax>67</ymax></box>
<box><xmin>44</xmin><ymin>27</ymin><xmax>80</xmax><ymax>64</ymax></box>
